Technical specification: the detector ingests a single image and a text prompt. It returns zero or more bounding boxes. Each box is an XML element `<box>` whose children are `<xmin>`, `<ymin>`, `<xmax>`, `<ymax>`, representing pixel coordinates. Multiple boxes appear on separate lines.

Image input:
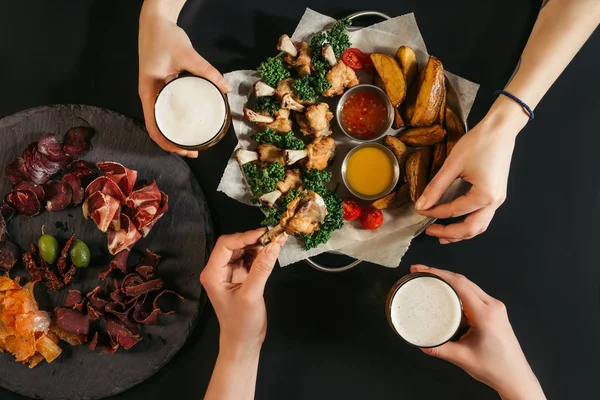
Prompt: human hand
<box><xmin>138</xmin><ymin>0</ymin><xmax>231</xmax><ymax>158</ymax></box>
<box><xmin>415</xmin><ymin>97</ymin><xmax>528</xmax><ymax>243</ymax></box>
<box><xmin>200</xmin><ymin>229</ymin><xmax>284</xmax><ymax>355</ymax></box>
<box><xmin>411</xmin><ymin>265</ymin><xmax>546</xmax><ymax>400</ymax></box>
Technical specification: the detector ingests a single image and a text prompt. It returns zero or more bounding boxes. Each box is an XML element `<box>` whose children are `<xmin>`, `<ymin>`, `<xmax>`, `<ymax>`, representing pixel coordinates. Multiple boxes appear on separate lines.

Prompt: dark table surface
<box><xmin>1</xmin><ymin>1</ymin><xmax>598</xmax><ymax>399</ymax></box>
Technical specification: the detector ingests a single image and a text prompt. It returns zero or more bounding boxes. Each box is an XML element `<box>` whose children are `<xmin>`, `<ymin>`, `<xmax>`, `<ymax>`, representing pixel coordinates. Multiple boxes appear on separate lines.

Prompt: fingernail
<box><xmin>189</xmin><ymin>151</ymin><xmax>199</xmax><ymax>159</ymax></box>
<box><xmin>415</xmin><ymin>196</ymin><xmax>426</xmax><ymax>210</ymax></box>
<box><xmin>276</xmin><ymin>234</ymin><xmax>288</xmax><ymax>246</ymax></box>
<box><xmin>414</xmin><ymin>264</ymin><xmax>429</xmax><ymax>270</ymax></box>
<box><xmin>265</xmin><ymin>242</ymin><xmax>280</xmax><ymax>258</ymax></box>
<box><xmin>439</xmin><ymin>239</ymin><xmax>450</xmax><ymax>245</ymax></box>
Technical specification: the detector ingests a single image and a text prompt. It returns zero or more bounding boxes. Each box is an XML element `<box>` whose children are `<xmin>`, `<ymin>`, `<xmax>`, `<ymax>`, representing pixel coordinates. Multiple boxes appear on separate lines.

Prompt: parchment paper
<box><xmin>218</xmin><ymin>9</ymin><xmax>479</xmax><ymax>267</ymax></box>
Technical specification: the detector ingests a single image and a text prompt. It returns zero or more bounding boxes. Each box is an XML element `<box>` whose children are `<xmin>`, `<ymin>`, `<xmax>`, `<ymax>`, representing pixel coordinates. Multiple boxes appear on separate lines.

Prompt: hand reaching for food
<box><xmin>411</xmin><ymin>265</ymin><xmax>546</xmax><ymax>400</ymax></box>
<box><xmin>138</xmin><ymin>0</ymin><xmax>231</xmax><ymax>158</ymax></box>
<box><xmin>201</xmin><ymin>229</ymin><xmax>284</xmax><ymax>400</ymax></box>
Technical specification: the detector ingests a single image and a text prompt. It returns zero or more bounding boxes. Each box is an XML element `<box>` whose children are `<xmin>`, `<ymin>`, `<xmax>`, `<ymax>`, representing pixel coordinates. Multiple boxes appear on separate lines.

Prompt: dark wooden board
<box><xmin>0</xmin><ymin>105</ymin><xmax>213</xmax><ymax>400</ymax></box>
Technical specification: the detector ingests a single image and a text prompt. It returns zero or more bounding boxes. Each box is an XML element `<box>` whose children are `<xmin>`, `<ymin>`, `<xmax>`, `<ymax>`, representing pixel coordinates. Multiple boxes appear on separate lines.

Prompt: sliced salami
<box><xmin>43</xmin><ymin>181</ymin><xmax>73</xmax><ymax>212</ymax></box>
<box><xmin>14</xmin><ymin>181</ymin><xmax>45</xmax><ymax>202</ymax></box>
<box><xmin>4</xmin><ymin>189</ymin><xmax>41</xmax><ymax>217</ymax></box>
<box><xmin>32</xmin><ymin>148</ymin><xmax>61</xmax><ymax>175</ymax></box>
<box><xmin>5</xmin><ymin>158</ymin><xmax>29</xmax><ymax>186</ymax></box>
<box><xmin>63</xmin><ymin>126</ymin><xmax>94</xmax><ymax>158</ymax></box>
<box><xmin>62</xmin><ymin>173</ymin><xmax>84</xmax><ymax>205</ymax></box>
<box><xmin>70</xmin><ymin>167</ymin><xmax>96</xmax><ymax>187</ymax></box>
<box><xmin>38</xmin><ymin>133</ymin><xmax>71</xmax><ymax>164</ymax></box>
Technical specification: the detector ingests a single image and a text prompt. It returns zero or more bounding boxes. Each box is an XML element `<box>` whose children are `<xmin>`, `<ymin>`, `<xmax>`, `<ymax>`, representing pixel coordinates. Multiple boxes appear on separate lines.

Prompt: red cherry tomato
<box><xmin>361</xmin><ymin>207</ymin><xmax>384</xmax><ymax>230</ymax></box>
<box><xmin>363</xmin><ymin>55</ymin><xmax>375</xmax><ymax>75</ymax></box>
<box><xmin>342</xmin><ymin>48</ymin><xmax>366</xmax><ymax>70</ymax></box>
<box><xmin>342</xmin><ymin>198</ymin><xmax>362</xmax><ymax>221</ymax></box>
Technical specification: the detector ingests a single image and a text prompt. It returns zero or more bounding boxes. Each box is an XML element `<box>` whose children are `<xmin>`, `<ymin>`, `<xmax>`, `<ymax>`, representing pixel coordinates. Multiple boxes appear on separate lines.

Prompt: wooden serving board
<box><xmin>0</xmin><ymin>105</ymin><xmax>213</xmax><ymax>400</ymax></box>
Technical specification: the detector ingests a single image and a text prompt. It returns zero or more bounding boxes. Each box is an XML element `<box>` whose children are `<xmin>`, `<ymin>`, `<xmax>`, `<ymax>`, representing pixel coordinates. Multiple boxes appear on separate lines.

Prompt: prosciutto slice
<box><xmin>141</xmin><ymin>192</ymin><xmax>169</xmax><ymax>237</ymax></box>
<box><xmin>107</xmin><ymin>214</ymin><xmax>142</xmax><ymax>255</ymax></box>
<box><xmin>83</xmin><ymin>192</ymin><xmax>120</xmax><ymax>232</ymax></box>
<box><xmin>126</xmin><ymin>181</ymin><xmax>161</xmax><ymax>209</ymax></box>
<box><xmin>97</xmin><ymin>162</ymin><xmax>138</xmax><ymax>196</ymax></box>
<box><xmin>85</xmin><ymin>176</ymin><xmax>126</xmax><ymax>204</ymax></box>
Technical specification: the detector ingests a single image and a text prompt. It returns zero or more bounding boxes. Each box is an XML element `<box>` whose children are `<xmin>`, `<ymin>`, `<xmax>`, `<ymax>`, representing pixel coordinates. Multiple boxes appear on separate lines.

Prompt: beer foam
<box><xmin>390</xmin><ymin>276</ymin><xmax>461</xmax><ymax>347</ymax></box>
<box><xmin>155</xmin><ymin>76</ymin><xmax>226</xmax><ymax>146</ymax></box>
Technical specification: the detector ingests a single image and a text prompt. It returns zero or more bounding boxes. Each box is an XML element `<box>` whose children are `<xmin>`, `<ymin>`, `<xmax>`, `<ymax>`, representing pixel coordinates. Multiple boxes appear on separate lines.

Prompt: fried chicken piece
<box><xmin>281</xmin><ymin>94</ymin><xmax>305</xmax><ymax>112</ymax></box>
<box><xmin>257</xmin><ymin>144</ymin><xmax>284</xmax><ymax>164</ymax></box>
<box><xmin>284</xmin><ymin>137</ymin><xmax>335</xmax><ymax>170</ymax></box>
<box><xmin>278</xmin><ymin>35</ymin><xmax>312</xmax><ymax>77</ymax></box>
<box><xmin>294</xmin><ymin>103</ymin><xmax>334</xmax><ymax>137</ymax></box>
<box><xmin>259</xmin><ymin>190</ymin><xmax>328</xmax><ymax>245</ymax></box>
<box><xmin>323</xmin><ymin>62</ymin><xmax>359</xmax><ymax>97</ymax></box>
<box><xmin>276</xmin><ymin>78</ymin><xmax>314</xmax><ymax>105</ymax></box>
<box><xmin>244</xmin><ymin>107</ymin><xmax>292</xmax><ymax>133</ymax></box>
<box><xmin>276</xmin><ymin>169</ymin><xmax>303</xmax><ymax>193</ymax></box>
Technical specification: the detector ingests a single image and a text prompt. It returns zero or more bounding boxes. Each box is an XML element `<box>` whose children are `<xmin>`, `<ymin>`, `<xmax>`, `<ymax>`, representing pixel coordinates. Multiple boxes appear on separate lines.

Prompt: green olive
<box><xmin>69</xmin><ymin>239</ymin><xmax>91</xmax><ymax>268</ymax></box>
<box><xmin>38</xmin><ymin>234</ymin><xmax>59</xmax><ymax>265</ymax></box>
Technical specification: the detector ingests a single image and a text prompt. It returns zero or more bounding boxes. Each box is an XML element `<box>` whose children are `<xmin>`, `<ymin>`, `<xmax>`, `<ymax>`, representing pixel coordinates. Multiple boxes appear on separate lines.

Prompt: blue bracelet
<box><xmin>494</xmin><ymin>90</ymin><xmax>535</xmax><ymax>121</ymax></box>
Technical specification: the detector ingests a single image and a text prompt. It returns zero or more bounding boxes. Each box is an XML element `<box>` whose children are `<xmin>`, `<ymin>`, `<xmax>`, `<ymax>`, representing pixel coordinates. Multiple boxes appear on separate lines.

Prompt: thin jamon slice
<box><xmin>5</xmin><ymin>158</ymin><xmax>29</xmax><ymax>186</ymax></box>
<box><xmin>43</xmin><ymin>181</ymin><xmax>73</xmax><ymax>212</ymax></box>
<box><xmin>107</xmin><ymin>214</ymin><xmax>142</xmax><ymax>255</ymax></box>
<box><xmin>65</xmin><ymin>290</ymin><xmax>85</xmax><ymax>312</ymax></box>
<box><xmin>141</xmin><ymin>192</ymin><xmax>169</xmax><ymax>237</ymax></box>
<box><xmin>122</xmin><ymin>278</ymin><xmax>163</xmax><ymax>297</ymax></box>
<box><xmin>85</xmin><ymin>176</ymin><xmax>126</xmax><ymax>204</ymax></box>
<box><xmin>97</xmin><ymin>162</ymin><xmax>138</xmax><ymax>196</ymax></box>
<box><xmin>62</xmin><ymin>173</ymin><xmax>84</xmax><ymax>205</ymax></box>
<box><xmin>130</xmin><ymin>199</ymin><xmax>159</xmax><ymax>231</ymax></box>
<box><xmin>54</xmin><ymin>308</ymin><xmax>90</xmax><ymax>335</ymax></box>
<box><xmin>98</xmin><ymin>250</ymin><xmax>130</xmax><ymax>281</ymax></box>
<box><xmin>126</xmin><ymin>181</ymin><xmax>161</xmax><ymax>209</ymax></box>
<box><xmin>63</xmin><ymin>127</ymin><xmax>94</xmax><ymax>158</ymax></box>
<box><xmin>14</xmin><ymin>181</ymin><xmax>45</xmax><ymax>202</ymax></box>
<box><xmin>83</xmin><ymin>192</ymin><xmax>120</xmax><ymax>232</ymax></box>
<box><xmin>106</xmin><ymin>319</ymin><xmax>141</xmax><ymax>350</ymax></box>
<box><xmin>86</xmin><ymin>286</ymin><xmax>108</xmax><ymax>311</ymax></box>
<box><xmin>0</xmin><ymin>204</ymin><xmax>15</xmax><ymax>221</ymax></box>
<box><xmin>0</xmin><ymin>240</ymin><xmax>21</xmax><ymax>272</ymax></box>
<box><xmin>5</xmin><ymin>190</ymin><xmax>41</xmax><ymax>217</ymax></box>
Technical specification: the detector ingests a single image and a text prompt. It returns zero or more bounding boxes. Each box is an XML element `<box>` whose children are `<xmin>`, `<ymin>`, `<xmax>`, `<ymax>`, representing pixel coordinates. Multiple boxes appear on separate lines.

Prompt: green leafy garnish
<box><xmin>310</xmin><ymin>70</ymin><xmax>331</xmax><ymax>95</ymax></box>
<box><xmin>292</xmin><ymin>76</ymin><xmax>317</xmax><ymax>101</ymax></box>
<box><xmin>255</xmin><ymin>96</ymin><xmax>280</xmax><ymax>116</ymax></box>
<box><xmin>252</xmin><ymin>129</ymin><xmax>305</xmax><ymax>150</ymax></box>
<box><xmin>327</xmin><ymin>18</ymin><xmax>352</xmax><ymax>58</ymax></box>
<box><xmin>243</xmin><ymin>162</ymin><xmax>285</xmax><ymax>203</ymax></box>
<box><xmin>258</xmin><ymin>57</ymin><xmax>290</xmax><ymax>87</ymax></box>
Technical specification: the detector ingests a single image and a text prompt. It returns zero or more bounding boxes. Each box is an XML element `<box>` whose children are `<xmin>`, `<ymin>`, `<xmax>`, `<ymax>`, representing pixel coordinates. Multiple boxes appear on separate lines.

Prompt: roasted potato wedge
<box><xmin>393</xmin><ymin>107</ymin><xmax>405</xmax><ymax>129</ymax></box>
<box><xmin>406</xmin><ymin>147</ymin><xmax>432</xmax><ymax>203</ymax></box>
<box><xmin>370</xmin><ymin>53</ymin><xmax>407</xmax><ymax>107</ymax></box>
<box><xmin>405</xmin><ymin>56</ymin><xmax>445</xmax><ymax>127</ymax></box>
<box><xmin>404</xmin><ymin>68</ymin><xmax>423</xmax><ymax>122</ymax></box>
<box><xmin>373</xmin><ymin>73</ymin><xmax>385</xmax><ymax>92</ymax></box>
<box><xmin>445</xmin><ymin>106</ymin><xmax>466</xmax><ymax>156</ymax></box>
<box><xmin>430</xmin><ymin>142</ymin><xmax>447</xmax><ymax>180</ymax></box>
<box><xmin>372</xmin><ymin>184</ymin><xmax>411</xmax><ymax>210</ymax></box>
<box><xmin>399</xmin><ymin>125</ymin><xmax>446</xmax><ymax>146</ymax></box>
<box><xmin>383</xmin><ymin>135</ymin><xmax>409</xmax><ymax>181</ymax></box>
<box><xmin>395</xmin><ymin>46</ymin><xmax>418</xmax><ymax>86</ymax></box>
<box><xmin>437</xmin><ymin>85</ymin><xmax>447</xmax><ymax>125</ymax></box>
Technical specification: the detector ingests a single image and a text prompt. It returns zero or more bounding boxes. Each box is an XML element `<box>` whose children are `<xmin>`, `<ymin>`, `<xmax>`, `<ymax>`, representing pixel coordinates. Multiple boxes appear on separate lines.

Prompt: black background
<box><xmin>0</xmin><ymin>1</ymin><xmax>598</xmax><ymax>399</ymax></box>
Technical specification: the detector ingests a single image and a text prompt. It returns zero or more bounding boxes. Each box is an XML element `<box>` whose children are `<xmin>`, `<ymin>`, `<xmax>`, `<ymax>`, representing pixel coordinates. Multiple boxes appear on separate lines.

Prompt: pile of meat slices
<box><xmin>3</xmin><ymin>128</ymin><xmax>95</xmax><ymax>217</ymax></box>
<box><xmin>0</xmin><ymin>210</ymin><xmax>20</xmax><ymax>272</ymax></box>
<box><xmin>23</xmin><ymin>234</ymin><xmax>79</xmax><ymax>292</ymax></box>
<box><xmin>82</xmin><ymin>162</ymin><xmax>168</xmax><ymax>258</ymax></box>
<box><xmin>54</xmin><ymin>249</ymin><xmax>183</xmax><ymax>354</ymax></box>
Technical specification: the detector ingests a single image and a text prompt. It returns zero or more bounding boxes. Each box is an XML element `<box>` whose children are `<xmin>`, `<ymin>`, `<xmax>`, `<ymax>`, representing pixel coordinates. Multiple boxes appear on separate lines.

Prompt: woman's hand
<box><xmin>200</xmin><ymin>229</ymin><xmax>284</xmax><ymax>354</ymax></box>
<box><xmin>416</xmin><ymin>97</ymin><xmax>528</xmax><ymax>244</ymax></box>
<box><xmin>138</xmin><ymin>0</ymin><xmax>231</xmax><ymax>158</ymax></box>
<box><xmin>411</xmin><ymin>265</ymin><xmax>546</xmax><ymax>400</ymax></box>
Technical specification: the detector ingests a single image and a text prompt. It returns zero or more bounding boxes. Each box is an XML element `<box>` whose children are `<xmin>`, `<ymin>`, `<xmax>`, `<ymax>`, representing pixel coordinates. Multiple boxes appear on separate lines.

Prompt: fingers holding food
<box><xmin>445</xmin><ymin>106</ymin><xmax>466</xmax><ymax>156</ymax></box>
<box><xmin>430</xmin><ymin>142</ymin><xmax>447</xmax><ymax>180</ymax></box>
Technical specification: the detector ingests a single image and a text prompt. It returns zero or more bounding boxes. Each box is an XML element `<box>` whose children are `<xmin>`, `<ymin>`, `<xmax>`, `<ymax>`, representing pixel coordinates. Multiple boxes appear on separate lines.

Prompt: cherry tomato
<box><xmin>361</xmin><ymin>207</ymin><xmax>384</xmax><ymax>230</ymax></box>
<box><xmin>342</xmin><ymin>198</ymin><xmax>362</xmax><ymax>221</ymax></box>
<box><xmin>342</xmin><ymin>48</ymin><xmax>366</xmax><ymax>70</ymax></box>
<box><xmin>363</xmin><ymin>55</ymin><xmax>375</xmax><ymax>75</ymax></box>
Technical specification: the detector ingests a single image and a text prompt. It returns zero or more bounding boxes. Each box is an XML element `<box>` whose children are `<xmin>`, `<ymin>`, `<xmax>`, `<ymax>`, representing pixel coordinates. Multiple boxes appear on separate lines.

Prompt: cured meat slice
<box><xmin>65</xmin><ymin>290</ymin><xmax>85</xmax><ymax>312</ymax></box>
<box><xmin>14</xmin><ymin>182</ymin><xmax>45</xmax><ymax>202</ymax></box>
<box><xmin>126</xmin><ymin>181</ymin><xmax>161</xmax><ymax>209</ymax></box>
<box><xmin>54</xmin><ymin>308</ymin><xmax>90</xmax><ymax>335</ymax></box>
<box><xmin>98</xmin><ymin>250</ymin><xmax>130</xmax><ymax>281</ymax></box>
<box><xmin>97</xmin><ymin>162</ymin><xmax>138</xmax><ymax>196</ymax></box>
<box><xmin>153</xmin><ymin>289</ymin><xmax>184</xmax><ymax>315</ymax></box>
<box><xmin>122</xmin><ymin>278</ymin><xmax>163</xmax><ymax>297</ymax></box>
<box><xmin>1</xmin><ymin>204</ymin><xmax>15</xmax><ymax>222</ymax></box>
<box><xmin>5</xmin><ymin>189</ymin><xmax>41</xmax><ymax>217</ymax></box>
<box><xmin>63</xmin><ymin>127</ymin><xmax>94</xmax><ymax>158</ymax></box>
<box><xmin>5</xmin><ymin>158</ymin><xmax>29</xmax><ymax>186</ymax></box>
<box><xmin>43</xmin><ymin>181</ymin><xmax>73</xmax><ymax>212</ymax></box>
<box><xmin>38</xmin><ymin>133</ymin><xmax>63</xmax><ymax>160</ymax></box>
<box><xmin>106</xmin><ymin>319</ymin><xmax>141</xmax><ymax>350</ymax></box>
<box><xmin>23</xmin><ymin>149</ymin><xmax>51</xmax><ymax>185</ymax></box>
<box><xmin>130</xmin><ymin>199</ymin><xmax>159</xmax><ymax>231</ymax></box>
<box><xmin>107</xmin><ymin>214</ymin><xmax>141</xmax><ymax>255</ymax></box>
<box><xmin>0</xmin><ymin>241</ymin><xmax>20</xmax><ymax>272</ymax></box>
<box><xmin>141</xmin><ymin>192</ymin><xmax>169</xmax><ymax>237</ymax></box>
<box><xmin>62</xmin><ymin>173</ymin><xmax>84</xmax><ymax>205</ymax></box>
<box><xmin>86</xmin><ymin>286</ymin><xmax>108</xmax><ymax>311</ymax></box>
<box><xmin>70</xmin><ymin>167</ymin><xmax>95</xmax><ymax>187</ymax></box>
<box><xmin>85</xmin><ymin>176</ymin><xmax>126</xmax><ymax>204</ymax></box>
<box><xmin>110</xmin><ymin>205</ymin><xmax>121</xmax><ymax>230</ymax></box>
<box><xmin>88</xmin><ymin>332</ymin><xmax>99</xmax><ymax>350</ymax></box>
<box><xmin>83</xmin><ymin>192</ymin><xmax>120</xmax><ymax>232</ymax></box>
<box><xmin>32</xmin><ymin>148</ymin><xmax>61</xmax><ymax>175</ymax></box>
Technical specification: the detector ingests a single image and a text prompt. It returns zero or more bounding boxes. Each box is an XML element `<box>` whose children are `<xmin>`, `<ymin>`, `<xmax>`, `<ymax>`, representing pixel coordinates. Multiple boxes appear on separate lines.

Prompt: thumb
<box><xmin>421</xmin><ymin>341</ymin><xmax>470</xmax><ymax>369</ymax></box>
<box><xmin>242</xmin><ymin>242</ymin><xmax>280</xmax><ymax>298</ymax></box>
<box><xmin>416</xmin><ymin>158</ymin><xmax>461</xmax><ymax>211</ymax></box>
<box><xmin>183</xmin><ymin>49</ymin><xmax>232</xmax><ymax>94</ymax></box>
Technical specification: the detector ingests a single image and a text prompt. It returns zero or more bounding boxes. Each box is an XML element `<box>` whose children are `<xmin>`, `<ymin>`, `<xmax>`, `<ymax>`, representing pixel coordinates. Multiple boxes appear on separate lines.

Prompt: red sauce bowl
<box><xmin>336</xmin><ymin>84</ymin><xmax>394</xmax><ymax>142</ymax></box>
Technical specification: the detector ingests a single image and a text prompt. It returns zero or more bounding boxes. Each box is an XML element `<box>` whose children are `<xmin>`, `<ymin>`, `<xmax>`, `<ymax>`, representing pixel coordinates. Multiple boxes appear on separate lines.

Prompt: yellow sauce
<box><xmin>346</xmin><ymin>146</ymin><xmax>394</xmax><ymax>196</ymax></box>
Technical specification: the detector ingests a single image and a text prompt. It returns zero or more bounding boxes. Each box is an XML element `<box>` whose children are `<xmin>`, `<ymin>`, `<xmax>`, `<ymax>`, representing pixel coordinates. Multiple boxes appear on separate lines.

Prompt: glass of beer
<box><xmin>154</xmin><ymin>75</ymin><xmax>231</xmax><ymax>151</ymax></box>
<box><xmin>386</xmin><ymin>272</ymin><xmax>463</xmax><ymax>348</ymax></box>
